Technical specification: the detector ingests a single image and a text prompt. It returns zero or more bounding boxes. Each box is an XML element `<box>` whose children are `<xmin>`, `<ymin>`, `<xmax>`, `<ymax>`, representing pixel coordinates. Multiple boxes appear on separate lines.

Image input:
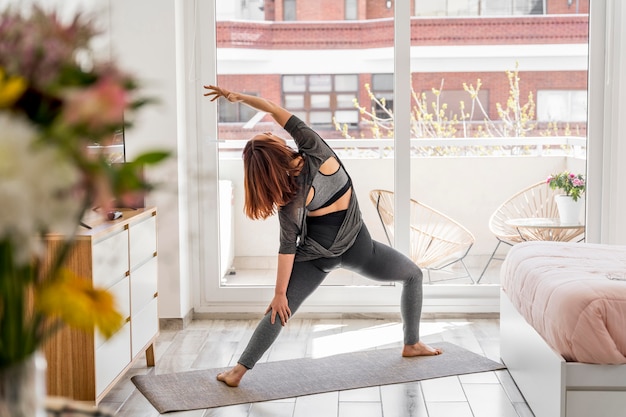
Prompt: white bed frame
<box><xmin>500</xmin><ymin>290</ymin><xmax>626</xmax><ymax>417</ymax></box>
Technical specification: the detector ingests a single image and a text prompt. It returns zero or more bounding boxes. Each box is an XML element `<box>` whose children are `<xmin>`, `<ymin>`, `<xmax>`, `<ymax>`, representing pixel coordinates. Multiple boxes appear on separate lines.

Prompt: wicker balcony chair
<box><xmin>477</xmin><ymin>180</ymin><xmax>584</xmax><ymax>282</ymax></box>
<box><xmin>369</xmin><ymin>189</ymin><xmax>475</xmax><ymax>283</ymax></box>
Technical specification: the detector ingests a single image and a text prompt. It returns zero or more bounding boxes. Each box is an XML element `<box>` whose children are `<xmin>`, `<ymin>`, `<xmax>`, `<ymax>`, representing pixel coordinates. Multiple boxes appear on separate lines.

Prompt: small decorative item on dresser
<box><xmin>546</xmin><ymin>171</ymin><xmax>586</xmax><ymax>224</ymax></box>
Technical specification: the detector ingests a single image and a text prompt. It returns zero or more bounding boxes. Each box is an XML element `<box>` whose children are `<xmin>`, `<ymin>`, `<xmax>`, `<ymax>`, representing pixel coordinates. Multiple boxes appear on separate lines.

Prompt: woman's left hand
<box><xmin>203</xmin><ymin>85</ymin><xmax>239</xmax><ymax>102</ymax></box>
<box><xmin>265</xmin><ymin>294</ymin><xmax>291</xmax><ymax>326</ymax></box>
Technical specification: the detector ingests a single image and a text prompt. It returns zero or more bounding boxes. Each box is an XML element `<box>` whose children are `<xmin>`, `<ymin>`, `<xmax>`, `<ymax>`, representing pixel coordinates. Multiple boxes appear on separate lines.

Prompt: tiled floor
<box><xmin>99</xmin><ymin>314</ymin><xmax>534</xmax><ymax>417</ymax></box>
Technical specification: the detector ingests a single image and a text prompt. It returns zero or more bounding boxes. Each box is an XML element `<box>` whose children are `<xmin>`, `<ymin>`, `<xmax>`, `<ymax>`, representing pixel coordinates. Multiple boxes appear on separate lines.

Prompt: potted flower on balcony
<box><xmin>546</xmin><ymin>171</ymin><xmax>586</xmax><ymax>224</ymax></box>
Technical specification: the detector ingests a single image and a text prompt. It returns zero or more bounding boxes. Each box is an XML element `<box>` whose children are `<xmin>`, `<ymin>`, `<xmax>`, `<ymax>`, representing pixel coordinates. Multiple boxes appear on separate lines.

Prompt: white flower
<box><xmin>0</xmin><ymin>112</ymin><xmax>81</xmax><ymax>264</ymax></box>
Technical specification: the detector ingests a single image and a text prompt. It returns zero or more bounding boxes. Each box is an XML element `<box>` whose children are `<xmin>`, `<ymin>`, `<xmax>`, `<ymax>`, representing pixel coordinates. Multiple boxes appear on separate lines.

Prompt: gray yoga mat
<box><xmin>132</xmin><ymin>342</ymin><xmax>505</xmax><ymax>413</ymax></box>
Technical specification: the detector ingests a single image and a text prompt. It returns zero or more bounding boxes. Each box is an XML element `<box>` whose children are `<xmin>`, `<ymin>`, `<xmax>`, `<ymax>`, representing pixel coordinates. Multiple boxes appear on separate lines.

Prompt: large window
<box><xmin>211</xmin><ymin>0</ymin><xmax>589</xmax><ymax>302</ymax></box>
<box><xmin>282</xmin><ymin>74</ymin><xmax>360</xmax><ymax>128</ymax></box>
<box><xmin>284</xmin><ymin>0</ymin><xmax>296</xmax><ymax>21</ymax></box>
<box><xmin>345</xmin><ymin>0</ymin><xmax>358</xmax><ymax>20</ymax></box>
<box><xmin>537</xmin><ymin>90</ymin><xmax>588</xmax><ymax>122</ymax></box>
<box><xmin>482</xmin><ymin>0</ymin><xmax>544</xmax><ymax>15</ymax></box>
<box><xmin>414</xmin><ymin>0</ymin><xmax>544</xmax><ymax>16</ymax></box>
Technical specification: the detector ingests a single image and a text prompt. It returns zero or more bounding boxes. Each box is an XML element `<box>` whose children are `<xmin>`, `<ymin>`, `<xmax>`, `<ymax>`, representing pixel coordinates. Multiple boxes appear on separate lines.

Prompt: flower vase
<box><xmin>555</xmin><ymin>195</ymin><xmax>583</xmax><ymax>224</ymax></box>
<box><xmin>0</xmin><ymin>352</ymin><xmax>47</xmax><ymax>417</ymax></box>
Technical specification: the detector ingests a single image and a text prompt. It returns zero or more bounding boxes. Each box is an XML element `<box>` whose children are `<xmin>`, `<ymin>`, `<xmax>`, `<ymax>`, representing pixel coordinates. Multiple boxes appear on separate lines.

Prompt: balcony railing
<box><xmin>217</xmin><ymin>136</ymin><xmax>586</xmax><ymax>285</ymax></box>
<box><xmin>218</xmin><ymin>136</ymin><xmax>586</xmax><ymax>158</ymax></box>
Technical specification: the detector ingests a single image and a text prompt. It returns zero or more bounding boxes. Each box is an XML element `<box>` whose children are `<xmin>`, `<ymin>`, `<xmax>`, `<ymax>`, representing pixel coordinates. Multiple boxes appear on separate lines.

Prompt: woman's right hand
<box><xmin>265</xmin><ymin>293</ymin><xmax>291</xmax><ymax>326</ymax></box>
<box><xmin>203</xmin><ymin>85</ymin><xmax>240</xmax><ymax>103</ymax></box>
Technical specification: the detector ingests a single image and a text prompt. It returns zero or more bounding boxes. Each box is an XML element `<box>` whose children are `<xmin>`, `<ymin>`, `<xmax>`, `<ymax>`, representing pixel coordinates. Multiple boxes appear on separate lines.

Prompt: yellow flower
<box><xmin>0</xmin><ymin>68</ymin><xmax>27</xmax><ymax>108</ymax></box>
<box><xmin>36</xmin><ymin>268</ymin><xmax>123</xmax><ymax>339</ymax></box>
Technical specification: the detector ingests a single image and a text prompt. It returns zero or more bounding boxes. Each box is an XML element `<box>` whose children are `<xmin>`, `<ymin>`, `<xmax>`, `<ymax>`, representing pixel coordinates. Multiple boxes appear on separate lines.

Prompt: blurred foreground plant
<box><xmin>0</xmin><ymin>6</ymin><xmax>168</xmax><ymax>369</ymax></box>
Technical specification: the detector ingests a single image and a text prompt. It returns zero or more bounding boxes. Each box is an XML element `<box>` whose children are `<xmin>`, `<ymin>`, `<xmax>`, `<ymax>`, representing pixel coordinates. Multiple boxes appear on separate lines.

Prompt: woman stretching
<box><xmin>203</xmin><ymin>85</ymin><xmax>442</xmax><ymax>387</ymax></box>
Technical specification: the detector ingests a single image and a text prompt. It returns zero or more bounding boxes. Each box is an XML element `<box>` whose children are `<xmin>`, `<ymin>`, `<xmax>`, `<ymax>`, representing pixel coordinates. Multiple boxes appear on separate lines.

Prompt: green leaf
<box><xmin>131</xmin><ymin>151</ymin><xmax>171</xmax><ymax>165</ymax></box>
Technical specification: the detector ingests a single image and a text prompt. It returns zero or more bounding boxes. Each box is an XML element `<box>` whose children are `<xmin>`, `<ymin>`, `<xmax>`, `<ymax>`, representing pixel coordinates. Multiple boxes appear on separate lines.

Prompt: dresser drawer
<box><xmin>566</xmin><ymin>391</ymin><xmax>626</xmax><ymax>417</ymax></box>
<box><xmin>95</xmin><ymin>277</ymin><xmax>130</xmax><ymax>349</ymax></box>
<box><xmin>130</xmin><ymin>256</ymin><xmax>157</xmax><ymax>314</ymax></box>
<box><xmin>131</xmin><ymin>298</ymin><xmax>158</xmax><ymax>358</ymax></box>
<box><xmin>92</xmin><ymin>228</ymin><xmax>129</xmax><ymax>288</ymax></box>
<box><xmin>129</xmin><ymin>215</ymin><xmax>156</xmax><ymax>270</ymax></box>
<box><xmin>95</xmin><ymin>322</ymin><xmax>131</xmax><ymax>396</ymax></box>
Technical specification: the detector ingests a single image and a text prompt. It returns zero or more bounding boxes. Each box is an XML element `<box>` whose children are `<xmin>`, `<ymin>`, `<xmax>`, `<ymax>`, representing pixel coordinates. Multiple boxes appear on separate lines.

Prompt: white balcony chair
<box><xmin>477</xmin><ymin>180</ymin><xmax>584</xmax><ymax>282</ymax></box>
<box><xmin>369</xmin><ymin>189</ymin><xmax>475</xmax><ymax>283</ymax></box>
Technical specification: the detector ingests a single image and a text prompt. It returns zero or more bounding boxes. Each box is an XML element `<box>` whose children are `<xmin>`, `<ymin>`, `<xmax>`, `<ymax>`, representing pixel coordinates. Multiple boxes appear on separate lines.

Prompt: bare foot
<box><xmin>216</xmin><ymin>364</ymin><xmax>247</xmax><ymax>387</ymax></box>
<box><xmin>402</xmin><ymin>341</ymin><xmax>443</xmax><ymax>357</ymax></box>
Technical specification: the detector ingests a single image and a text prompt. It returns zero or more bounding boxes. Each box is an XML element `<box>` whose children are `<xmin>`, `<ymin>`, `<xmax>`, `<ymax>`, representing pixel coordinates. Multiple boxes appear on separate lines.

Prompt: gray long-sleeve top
<box><xmin>278</xmin><ymin>115</ymin><xmax>363</xmax><ymax>261</ymax></box>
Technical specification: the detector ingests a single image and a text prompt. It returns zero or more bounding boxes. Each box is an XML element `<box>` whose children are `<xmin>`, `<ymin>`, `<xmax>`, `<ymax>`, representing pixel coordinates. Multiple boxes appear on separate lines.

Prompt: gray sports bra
<box><xmin>306</xmin><ymin>165</ymin><xmax>351</xmax><ymax>211</ymax></box>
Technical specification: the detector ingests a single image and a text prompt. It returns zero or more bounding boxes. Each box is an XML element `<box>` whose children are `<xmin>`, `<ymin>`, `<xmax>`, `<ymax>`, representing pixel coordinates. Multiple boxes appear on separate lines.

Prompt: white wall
<box><xmin>105</xmin><ymin>0</ymin><xmax>191</xmax><ymax>321</ymax></box>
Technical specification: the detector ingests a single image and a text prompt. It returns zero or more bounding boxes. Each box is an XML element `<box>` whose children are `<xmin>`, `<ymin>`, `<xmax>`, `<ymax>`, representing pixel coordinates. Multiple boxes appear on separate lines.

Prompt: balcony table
<box><xmin>505</xmin><ymin>217</ymin><xmax>585</xmax><ymax>242</ymax></box>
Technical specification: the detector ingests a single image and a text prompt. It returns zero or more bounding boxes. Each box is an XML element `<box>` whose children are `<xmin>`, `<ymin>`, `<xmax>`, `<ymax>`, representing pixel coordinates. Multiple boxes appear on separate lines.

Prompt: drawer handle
<box><xmin>153</xmin><ymin>251</ymin><xmax>157</xmax><ymax>258</ymax></box>
<box><xmin>125</xmin><ymin>316</ymin><xmax>131</xmax><ymax>323</ymax></box>
<box><xmin>125</xmin><ymin>270</ymin><xmax>130</xmax><ymax>277</ymax></box>
<box><xmin>153</xmin><ymin>292</ymin><xmax>158</xmax><ymax>299</ymax></box>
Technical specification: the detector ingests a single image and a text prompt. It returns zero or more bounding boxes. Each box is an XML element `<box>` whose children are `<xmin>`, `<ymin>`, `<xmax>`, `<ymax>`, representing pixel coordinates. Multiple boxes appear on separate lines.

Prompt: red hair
<box><xmin>242</xmin><ymin>138</ymin><xmax>302</xmax><ymax>220</ymax></box>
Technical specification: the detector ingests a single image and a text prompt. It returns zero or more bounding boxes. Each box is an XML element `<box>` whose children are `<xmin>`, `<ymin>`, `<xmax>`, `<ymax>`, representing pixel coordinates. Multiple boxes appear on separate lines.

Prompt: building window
<box><xmin>282</xmin><ymin>74</ymin><xmax>359</xmax><ymax>128</ymax></box>
<box><xmin>481</xmin><ymin>0</ymin><xmax>543</xmax><ymax>15</ymax></box>
<box><xmin>537</xmin><ymin>90</ymin><xmax>587</xmax><ymax>122</ymax></box>
<box><xmin>371</xmin><ymin>74</ymin><xmax>394</xmax><ymax>120</ymax></box>
<box><xmin>345</xmin><ymin>0</ymin><xmax>358</xmax><ymax>20</ymax></box>
<box><xmin>414</xmin><ymin>0</ymin><xmax>543</xmax><ymax>16</ymax></box>
<box><xmin>414</xmin><ymin>0</ymin><xmax>479</xmax><ymax>16</ymax></box>
<box><xmin>218</xmin><ymin>92</ymin><xmax>258</xmax><ymax>123</ymax></box>
<box><xmin>284</xmin><ymin>0</ymin><xmax>296</xmax><ymax>21</ymax></box>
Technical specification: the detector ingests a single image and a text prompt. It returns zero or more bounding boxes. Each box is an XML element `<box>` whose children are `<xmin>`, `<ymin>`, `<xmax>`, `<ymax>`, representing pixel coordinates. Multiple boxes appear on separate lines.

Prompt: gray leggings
<box><xmin>238</xmin><ymin>224</ymin><xmax>423</xmax><ymax>369</ymax></box>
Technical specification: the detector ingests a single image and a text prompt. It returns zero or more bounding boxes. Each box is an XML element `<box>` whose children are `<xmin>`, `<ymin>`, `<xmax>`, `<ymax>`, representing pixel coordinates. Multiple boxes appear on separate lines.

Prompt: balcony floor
<box><xmin>222</xmin><ymin>257</ymin><xmax>503</xmax><ymax>287</ymax></box>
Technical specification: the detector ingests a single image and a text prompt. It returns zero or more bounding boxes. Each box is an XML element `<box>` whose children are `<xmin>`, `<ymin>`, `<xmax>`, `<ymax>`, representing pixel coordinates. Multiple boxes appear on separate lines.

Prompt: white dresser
<box><xmin>43</xmin><ymin>207</ymin><xmax>159</xmax><ymax>404</ymax></box>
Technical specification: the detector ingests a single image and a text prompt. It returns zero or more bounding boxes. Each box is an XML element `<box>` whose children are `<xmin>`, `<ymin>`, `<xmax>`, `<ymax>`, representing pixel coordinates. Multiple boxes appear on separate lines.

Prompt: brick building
<box><xmin>216</xmin><ymin>0</ymin><xmax>590</xmax><ymax>139</ymax></box>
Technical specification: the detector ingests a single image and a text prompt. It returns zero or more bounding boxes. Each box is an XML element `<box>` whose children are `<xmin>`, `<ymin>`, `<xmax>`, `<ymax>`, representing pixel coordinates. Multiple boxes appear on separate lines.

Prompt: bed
<box><xmin>499</xmin><ymin>241</ymin><xmax>626</xmax><ymax>417</ymax></box>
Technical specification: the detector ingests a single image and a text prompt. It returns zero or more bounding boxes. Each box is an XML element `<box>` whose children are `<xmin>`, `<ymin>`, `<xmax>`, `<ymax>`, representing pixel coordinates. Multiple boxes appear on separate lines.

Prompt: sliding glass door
<box><xmin>198</xmin><ymin>0</ymin><xmax>589</xmax><ymax>314</ymax></box>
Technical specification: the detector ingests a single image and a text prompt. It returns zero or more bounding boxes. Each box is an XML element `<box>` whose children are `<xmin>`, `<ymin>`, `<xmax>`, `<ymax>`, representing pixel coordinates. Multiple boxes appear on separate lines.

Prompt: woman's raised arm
<box><xmin>203</xmin><ymin>85</ymin><xmax>292</xmax><ymax>128</ymax></box>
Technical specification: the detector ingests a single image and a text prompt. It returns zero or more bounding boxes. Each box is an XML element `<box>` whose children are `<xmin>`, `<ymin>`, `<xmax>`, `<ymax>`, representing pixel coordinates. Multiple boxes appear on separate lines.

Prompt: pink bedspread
<box><xmin>501</xmin><ymin>241</ymin><xmax>626</xmax><ymax>364</ymax></box>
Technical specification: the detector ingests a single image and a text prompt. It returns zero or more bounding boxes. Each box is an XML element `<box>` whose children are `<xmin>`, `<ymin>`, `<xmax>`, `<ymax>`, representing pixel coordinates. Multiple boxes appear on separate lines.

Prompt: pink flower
<box><xmin>61</xmin><ymin>76</ymin><xmax>127</xmax><ymax>131</ymax></box>
<box><xmin>546</xmin><ymin>176</ymin><xmax>553</xmax><ymax>183</ymax></box>
<box><xmin>572</xmin><ymin>178</ymin><xmax>584</xmax><ymax>187</ymax></box>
